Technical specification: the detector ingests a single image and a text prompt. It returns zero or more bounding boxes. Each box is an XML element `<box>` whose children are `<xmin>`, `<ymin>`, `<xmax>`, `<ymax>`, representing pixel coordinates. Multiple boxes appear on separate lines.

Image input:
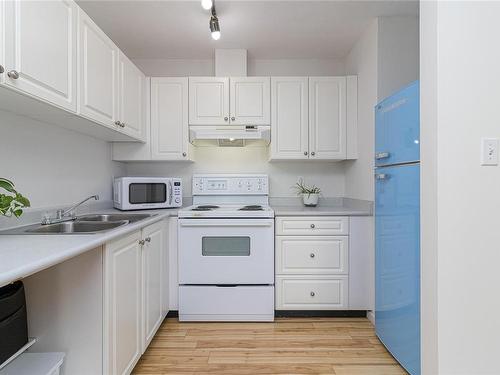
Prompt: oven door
<box><xmin>178</xmin><ymin>218</ymin><xmax>275</xmax><ymax>284</ymax></box>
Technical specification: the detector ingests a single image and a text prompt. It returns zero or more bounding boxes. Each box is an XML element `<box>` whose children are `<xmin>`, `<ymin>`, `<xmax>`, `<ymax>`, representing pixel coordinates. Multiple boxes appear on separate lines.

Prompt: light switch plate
<box><xmin>481</xmin><ymin>138</ymin><xmax>499</xmax><ymax>166</ymax></box>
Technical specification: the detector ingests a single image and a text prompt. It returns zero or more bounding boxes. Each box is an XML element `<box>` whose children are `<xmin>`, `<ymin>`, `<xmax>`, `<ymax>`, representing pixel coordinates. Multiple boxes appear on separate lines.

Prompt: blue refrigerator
<box><xmin>375</xmin><ymin>81</ymin><xmax>420</xmax><ymax>375</ymax></box>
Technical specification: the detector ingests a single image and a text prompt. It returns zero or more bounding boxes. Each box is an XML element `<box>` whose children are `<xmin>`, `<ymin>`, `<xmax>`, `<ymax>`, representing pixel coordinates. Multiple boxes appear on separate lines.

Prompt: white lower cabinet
<box><xmin>275</xmin><ymin>276</ymin><xmax>348</xmax><ymax>310</ymax></box>
<box><xmin>104</xmin><ymin>220</ymin><xmax>167</xmax><ymax>375</ymax></box>
<box><xmin>141</xmin><ymin>221</ymin><xmax>165</xmax><ymax>350</ymax></box>
<box><xmin>104</xmin><ymin>231</ymin><xmax>142</xmax><ymax>375</ymax></box>
<box><xmin>275</xmin><ymin>216</ymin><xmax>350</xmax><ymax>310</ymax></box>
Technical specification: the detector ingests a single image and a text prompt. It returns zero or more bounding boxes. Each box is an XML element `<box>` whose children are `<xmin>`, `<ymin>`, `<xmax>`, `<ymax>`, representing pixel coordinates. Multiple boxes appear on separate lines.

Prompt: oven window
<box><xmin>129</xmin><ymin>183</ymin><xmax>166</xmax><ymax>204</ymax></box>
<box><xmin>202</xmin><ymin>237</ymin><xmax>250</xmax><ymax>256</ymax></box>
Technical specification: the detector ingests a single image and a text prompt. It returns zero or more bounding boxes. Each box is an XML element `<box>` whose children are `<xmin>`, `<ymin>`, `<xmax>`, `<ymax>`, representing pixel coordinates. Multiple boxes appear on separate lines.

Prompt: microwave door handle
<box><xmin>168</xmin><ymin>180</ymin><xmax>173</xmax><ymax>205</ymax></box>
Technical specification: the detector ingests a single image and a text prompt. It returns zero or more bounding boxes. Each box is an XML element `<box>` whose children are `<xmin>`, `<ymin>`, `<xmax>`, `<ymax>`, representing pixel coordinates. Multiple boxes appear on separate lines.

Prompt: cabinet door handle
<box><xmin>0</xmin><ymin>65</ymin><xmax>4</xmax><ymax>74</ymax></box>
<box><xmin>311</xmin><ymin>151</ymin><xmax>316</xmax><ymax>156</ymax></box>
<box><xmin>120</xmin><ymin>122</ymin><xmax>125</xmax><ymax>128</ymax></box>
<box><xmin>224</xmin><ymin>117</ymin><xmax>228</xmax><ymax>121</ymax></box>
<box><xmin>145</xmin><ymin>237</ymin><xmax>151</xmax><ymax>243</ymax></box>
<box><xmin>7</xmin><ymin>70</ymin><xmax>19</xmax><ymax>79</ymax></box>
<box><xmin>310</xmin><ymin>224</ymin><xmax>315</xmax><ymax>229</ymax></box>
<box><xmin>114</xmin><ymin>121</ymin><xmax>121</xmax><ymax>127</ymax></box>
<box><xmin>304</xmin><ymin>151</ymin><xmax>308</xmax><ymax>156</ymax></box>
<box><xmin>231</xmin><ymin>116</ymin><xmax>235</xmax><ymax>121</ymax></box>
<box><xmin>310</xmin><ymin>253</ymin><xmax>315</xmax><ymax>258</ymax></box>
<box><xmin>139</xmin><ymin>239</ymin><xmax>145</xmax><ymax>245</ymax></box>
<box><xmin>310</xmin><ymin>292</ymin><xmax>315</xmax><ymax>297</ymax></box>
<box><xmin>182</xmin><ymin>152</ymin><xmax>187</xmax><ymax>157</ymax></box>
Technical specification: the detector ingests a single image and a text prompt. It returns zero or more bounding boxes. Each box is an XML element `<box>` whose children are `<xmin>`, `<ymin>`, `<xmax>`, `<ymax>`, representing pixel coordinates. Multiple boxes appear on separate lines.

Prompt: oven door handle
<box><xmin>179</xmin><ymin>221</ymin><xmax>273</xmax><ymax>228</ymax></box>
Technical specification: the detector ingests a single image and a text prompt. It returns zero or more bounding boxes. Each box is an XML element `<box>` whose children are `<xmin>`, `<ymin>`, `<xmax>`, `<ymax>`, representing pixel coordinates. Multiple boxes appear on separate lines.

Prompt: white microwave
<box><xmin>113</xmin><ymin>177</ymin><xmax>182</xmax><ymax>210</ymax></box>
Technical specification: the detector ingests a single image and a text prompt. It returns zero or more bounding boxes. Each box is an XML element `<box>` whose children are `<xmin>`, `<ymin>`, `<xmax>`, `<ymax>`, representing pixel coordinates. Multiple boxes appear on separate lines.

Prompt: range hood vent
<box><xmin>189</xmin><ymin>126</ymin><xmax>271</xmax><ymax>147</ymax></box>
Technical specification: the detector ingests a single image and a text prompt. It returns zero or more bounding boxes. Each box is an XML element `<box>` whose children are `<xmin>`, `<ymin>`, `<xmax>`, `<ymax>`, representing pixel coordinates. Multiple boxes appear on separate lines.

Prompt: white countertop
<box><xmin>0</xmin><ymin>208</ymin><xmax>180</xmax><ymax>288</ymax></box>
<box><xmin>272</xmin><ymin>204</ymin><xmax>372</xmax><ymax>216</ymax></box>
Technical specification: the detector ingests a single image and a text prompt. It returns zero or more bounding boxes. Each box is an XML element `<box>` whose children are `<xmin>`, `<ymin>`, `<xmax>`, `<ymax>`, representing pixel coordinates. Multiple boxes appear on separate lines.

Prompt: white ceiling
<box><xmin>77</xmin><ymin>0</ymin><xmax>418</xmax><ymax>60</ymax></box>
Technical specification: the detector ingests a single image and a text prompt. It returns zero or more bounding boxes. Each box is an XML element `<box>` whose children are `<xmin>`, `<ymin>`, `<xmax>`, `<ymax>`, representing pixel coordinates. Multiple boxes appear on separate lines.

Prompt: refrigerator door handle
<box><xmin>375</xmin><ymin>152</ymin><xmax>390</xmax><ymax>160</ymax></box>
<box><xmin>375</xmin><ymin>173</ymin><xmax>390</xmax><ymax>180</ymax></box>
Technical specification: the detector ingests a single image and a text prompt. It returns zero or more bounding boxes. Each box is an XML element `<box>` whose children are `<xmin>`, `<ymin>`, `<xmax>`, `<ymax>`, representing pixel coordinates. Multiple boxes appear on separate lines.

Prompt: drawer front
<box><xmin>276</xmin><ymin>236</ymin><xmax>348</xmax><ymax>275</ymax></box>
<box><xmin>276</xmin><ymin>216</ymin><xmax>349</xmax><ymax>236</ymax></box>
<box><xmin>275</xmin><ymin>276</ymin><xmax>348</xmax><ymax>310</ymax></box>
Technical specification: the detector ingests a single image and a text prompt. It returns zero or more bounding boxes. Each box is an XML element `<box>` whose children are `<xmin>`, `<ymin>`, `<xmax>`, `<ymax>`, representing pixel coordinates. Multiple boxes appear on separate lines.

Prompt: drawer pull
<box><xmin>310</xmin><ymin>291</ymin><xmax>315</xmax><ymax>297</ymax></box>
<box><xmin>310</xmin><ymin>224</ymin><xmax>315</xmax><ymax>229</ymax></box>
<box><xmin>310</xmin><ymin>253</ymin><xmax>315</xmax><ymax>258</ymax></box>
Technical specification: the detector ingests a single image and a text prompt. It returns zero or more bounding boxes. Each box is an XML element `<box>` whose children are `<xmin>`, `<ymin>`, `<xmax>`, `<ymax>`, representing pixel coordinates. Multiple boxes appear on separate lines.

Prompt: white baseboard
<box><xmin>367</xmin><ymin>310</ymin><xmax>375</xmax><ymax>325</ymax></box>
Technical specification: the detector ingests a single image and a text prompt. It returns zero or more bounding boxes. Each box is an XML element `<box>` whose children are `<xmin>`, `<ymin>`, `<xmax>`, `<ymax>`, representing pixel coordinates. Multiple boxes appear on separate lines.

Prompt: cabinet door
<box><xmin>151</xmin><ymin>77</ymin><xmax>190</xmax><ymax>160</ymax></box>
<box><xmin>270</xmin><ymin>77</ymin><xmax>309</xmax><ymax>160</ymax></box>
<box><xmin>104</xmin><ymin>231</ymin><xmax>142</xmax><ymax>375</ymax></box>
<box><xmin>118</xmin><ymin>52</ymin><xmax>145</xmax><ymax>140</ymax></box>
<box><xmin>142</xmin><ymin>221</ymin><xmax>165</xmax><ymax>350</ymax></box>
<box><xmin>0</xmin><ymin>0</ymin><xmax>4</xmax><ymax>85</ymax></box>
<box><xmin>309</xmin><ymin>77</ymin><xmax>346</xmax><ymax>159</ymax></box>
<box><xmin>78</xmin><ymin>8</ymin><xmax>119</xmax><ymax>128</ymax></box>
<box><xmin>229</xmin><ymin>77</ymin><xmax>270</xmax><ymax>125</ymax></box>
<box><xmin>3</xmin><ymin>0</ymin><xmax>77</xmax><ymax>111</ymax></box>
<box><xmin>189</xmin><ymin>77</ymin><xmax>229</xmax><ymax>125</ymax></box>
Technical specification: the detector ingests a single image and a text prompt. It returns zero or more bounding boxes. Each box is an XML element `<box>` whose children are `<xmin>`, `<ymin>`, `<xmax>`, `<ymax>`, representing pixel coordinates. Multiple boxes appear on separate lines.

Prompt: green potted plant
<box><xmin>293</xmin><ymin>179</ymin><xmax>321</xmax><ymax>207</ymax></box>
<box><xmin>0</xmin><ymin>178</ymin><xmax>30</xmax><ymax>217</ymax></box>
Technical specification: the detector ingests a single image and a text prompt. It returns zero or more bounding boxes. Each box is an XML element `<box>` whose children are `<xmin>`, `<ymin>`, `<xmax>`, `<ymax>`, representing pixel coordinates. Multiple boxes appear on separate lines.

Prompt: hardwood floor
<box><xmin>132</xmin><ymin>317</ymin><xmax>407</xmax><ymax>375</ymax></box>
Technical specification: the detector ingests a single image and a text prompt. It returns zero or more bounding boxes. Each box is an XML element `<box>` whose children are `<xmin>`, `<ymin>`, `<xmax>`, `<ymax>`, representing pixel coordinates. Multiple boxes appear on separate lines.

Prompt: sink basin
<box><xmin>0</xmin><ymin>212</ymin><xmax>156</xmax><ymax>235</ymax></box>
<box><xmin>77</xmin><ymin>213</ymin><xmax>154</xmax><ymax>223</ymax></box>
<box><xmin>25</xmin><ymin>221</ymin><xmax>128</xmax><ymax>234</ymax></box>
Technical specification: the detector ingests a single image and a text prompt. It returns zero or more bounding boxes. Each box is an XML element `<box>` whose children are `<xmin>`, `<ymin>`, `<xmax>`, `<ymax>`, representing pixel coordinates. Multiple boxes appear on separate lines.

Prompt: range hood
<box><xmin>189</xmin><ymin>126</ymin><xmax>271</xmax><ymax>147</ymax></box>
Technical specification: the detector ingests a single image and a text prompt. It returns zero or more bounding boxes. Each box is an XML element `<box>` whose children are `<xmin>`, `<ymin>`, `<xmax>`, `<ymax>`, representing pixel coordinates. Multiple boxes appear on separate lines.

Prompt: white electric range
<box><xmin>178</xmin><ymin>174</ymin><xmax>275</xmax><ymax>322</ymax></box>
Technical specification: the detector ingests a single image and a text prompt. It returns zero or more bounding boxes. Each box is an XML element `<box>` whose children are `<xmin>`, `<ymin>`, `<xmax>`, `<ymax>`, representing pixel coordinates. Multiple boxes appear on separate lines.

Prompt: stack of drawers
<box><xmin>275</xmin><ymin>216</ymin><xmax>349</xmax><ymax>310</ymax></box>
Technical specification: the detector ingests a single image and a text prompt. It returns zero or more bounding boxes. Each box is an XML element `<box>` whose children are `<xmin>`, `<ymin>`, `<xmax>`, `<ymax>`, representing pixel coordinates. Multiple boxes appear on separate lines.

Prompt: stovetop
<box><xmin>178</xmin><ymin>204</ymin><xmax>274</xmax><ymax>218</ymax></box>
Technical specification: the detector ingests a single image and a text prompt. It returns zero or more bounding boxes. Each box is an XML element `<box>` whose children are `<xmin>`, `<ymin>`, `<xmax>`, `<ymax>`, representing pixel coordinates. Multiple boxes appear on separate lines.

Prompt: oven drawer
<box><xmin>276</xmin><ymin>236</ymin><xmax>348</xmax><ymax>275</ymax></box>
<box><xmin>275</xmin><ymin>276</ymin><xmax>348</xmax><ymax>310</ymax></box>
<box><xmin>179</xmin><ymin>286</ymin><xmax>274</xmax><ymax>321</ymax></box>
<box><xmin>178</xmin><ymin>219</ymin><xmax>275</xmax><ymax>284</ymax></box>
<box><xmin>276</xmin><ymin>217</ymin><xmax>349</xmax><ymax>236</ymax></box>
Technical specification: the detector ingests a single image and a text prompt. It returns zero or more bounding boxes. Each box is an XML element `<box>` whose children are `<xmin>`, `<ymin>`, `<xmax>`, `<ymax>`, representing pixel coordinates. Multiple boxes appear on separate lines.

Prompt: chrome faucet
<box><xmin>42</xmin><ymin>195</ymin><xmax>99</xmax><ymax>225</ymax></box>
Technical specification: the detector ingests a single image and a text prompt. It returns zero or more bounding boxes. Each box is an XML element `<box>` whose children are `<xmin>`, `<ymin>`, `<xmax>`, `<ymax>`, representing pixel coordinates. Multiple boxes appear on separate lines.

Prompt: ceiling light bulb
<box><xmin>209</xmin><ymin>16</ymin><xmax>221</xmax><ymax>40</ymax></box>
<box><xmin>211</xmin><ymin>31</ymin><xmax>221</xmax><ymax>40</ymax></box>
<box><xmin>201</xmin><ymin>0</ymin><xmax>213</xmax><ymax>10</ymax></box>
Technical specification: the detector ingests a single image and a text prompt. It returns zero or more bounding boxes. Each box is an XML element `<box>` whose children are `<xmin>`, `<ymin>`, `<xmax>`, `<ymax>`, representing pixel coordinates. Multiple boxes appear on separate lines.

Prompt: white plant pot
<box><xmin>302</xmin><ymin>193</ymin><xmax>319</xmax><ymax>207</ymax></box>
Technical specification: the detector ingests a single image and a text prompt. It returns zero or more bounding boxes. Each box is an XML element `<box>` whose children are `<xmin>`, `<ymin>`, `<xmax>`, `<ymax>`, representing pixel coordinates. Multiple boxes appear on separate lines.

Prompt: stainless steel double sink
<box><xmin>0</xmin><ymin>213</ymin><xmax>155</xmax><ymax>235</ymax></box>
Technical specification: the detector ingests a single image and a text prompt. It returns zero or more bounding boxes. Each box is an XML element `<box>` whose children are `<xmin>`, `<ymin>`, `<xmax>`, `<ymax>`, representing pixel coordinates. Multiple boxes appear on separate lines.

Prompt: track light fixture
<box><xmin>209</xmin><ymin>15</ymin><xmax>221</xmax><ymax>40</ymax></box>
<box><xmin>202</xmin><ymin>0</ymin><xmax>221</xmax><ymax>40</ymax></box>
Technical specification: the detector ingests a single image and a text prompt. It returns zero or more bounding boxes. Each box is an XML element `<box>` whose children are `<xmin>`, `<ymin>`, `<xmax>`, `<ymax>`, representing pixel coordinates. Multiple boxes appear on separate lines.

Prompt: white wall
<box><xmin>420</xmin><ymin>1</ymin><xmax>438</xmax><ymax>373</ymax></box>
<box><xmin>133</xmin><ymin>58</ymin><xmax>346</xmax><ymax>77</ymax></box>
<box><xmin>421</xmin><ymin>2</ymin><xmax>500</xmax><ymax>374</ymax></box>
<box><xmin>377</xmin><ymin>16</ymin><xmax>419</xmax><ymax>100</ymax></box>
<box><xmin>0</xmin><ymin>110</ymin><xmax>125</xmax><ymax>210</ymax></box>
<box><xmin>125</xmin><ymin>147</ymin><xmax>345</xmax><ymax>198</ymax></box>
<box><xmin>344</xmin><ymin>16</ymin><xmax>419</xmax><ymax>202</ymax></box>
<box><xmin>344</xmin><ymin>19</ymin><xmax>378</xmax><ymax>202</ymax></box>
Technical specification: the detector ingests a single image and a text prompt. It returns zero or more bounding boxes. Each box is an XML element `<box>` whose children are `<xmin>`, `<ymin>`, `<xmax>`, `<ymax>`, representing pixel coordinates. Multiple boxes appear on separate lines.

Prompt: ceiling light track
<box><xmin>201</xmin><ymin>0</ymin><xmax>221</xmax><ymax>40</ymax></box>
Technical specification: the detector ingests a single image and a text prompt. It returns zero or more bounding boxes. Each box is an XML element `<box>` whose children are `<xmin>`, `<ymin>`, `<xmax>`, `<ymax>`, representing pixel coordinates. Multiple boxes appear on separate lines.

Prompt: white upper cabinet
<box><xmin>270</xmin><ymin>77</ymin><xmax>309</xmax><ymax>160</ymax></box>
<box><xmin>229</xmin><ymin>77</ymin><xmax>270</xmax><ymax>125</ymax></box>
<box><xmin>189</xmin><ymin>77</ymin><xmax>229</xmax><ymax>125</ymax></box>
<box><xmin>309</xmin><ymin>77</ymin><xmax>347</xmax><ymax>159</ymax></box>
<box><xmin>3</xmin><ymin>0</ymin><xmax>77</xmax><ymax>111</ymax></box>
<box><xmin>77</xmin><ymin>8</ymin><xmax>119</xmax><ymax>128</ymax></box>
<box><xmin>270</xmin><ymin>76</ymin><xmax>354</xmax><ymax>161</ymax></box>
<box><xmin>151</xmin><ymin>77</ymin><xmax>190</xmax><ymax>160</ymax></box>
<box><xmin>118</xmin><ymin>52</ymin><xmax>146</xmax><ymax>140</ymax></box>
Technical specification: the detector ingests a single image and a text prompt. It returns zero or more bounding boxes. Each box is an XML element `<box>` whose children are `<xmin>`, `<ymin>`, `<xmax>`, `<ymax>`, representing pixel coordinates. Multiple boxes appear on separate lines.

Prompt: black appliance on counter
<box><xmin>0</xmin><ymin>281</ymin><xmax>28</xmax><ymax>365</ymax></box>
